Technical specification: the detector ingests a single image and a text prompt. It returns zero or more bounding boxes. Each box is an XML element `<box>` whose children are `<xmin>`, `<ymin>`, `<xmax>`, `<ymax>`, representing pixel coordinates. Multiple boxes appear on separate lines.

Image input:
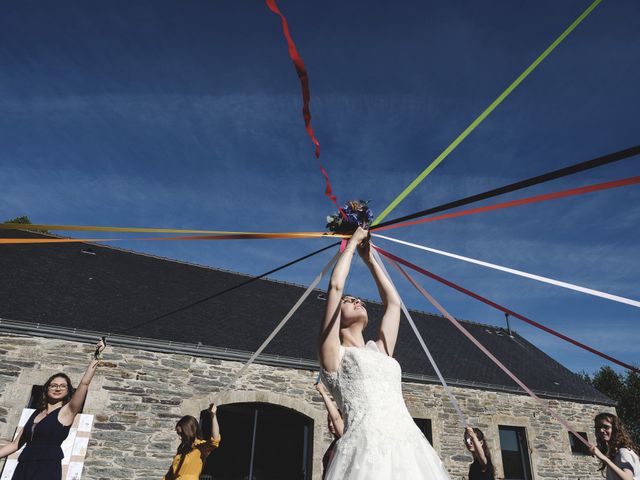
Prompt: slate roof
<box><xmin>0</xmin><ymin>229</ymin><xmax>612</xmax><ymax>405</ymax></box>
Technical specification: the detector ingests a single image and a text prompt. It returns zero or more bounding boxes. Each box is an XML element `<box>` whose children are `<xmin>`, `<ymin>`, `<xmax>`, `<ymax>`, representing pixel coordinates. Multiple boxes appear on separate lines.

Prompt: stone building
<box><xmin>0</xmin><ymin>230</ymin><xmax>614</xmax><ymax>480</ymax></box>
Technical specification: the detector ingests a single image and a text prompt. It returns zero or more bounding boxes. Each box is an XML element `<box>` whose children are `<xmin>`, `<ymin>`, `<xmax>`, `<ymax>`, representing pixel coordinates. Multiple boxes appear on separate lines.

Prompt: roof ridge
<box><xmin>2</xmin><ymin>228</ymin><xmax>515</xmax><ymax>332</ymax></box>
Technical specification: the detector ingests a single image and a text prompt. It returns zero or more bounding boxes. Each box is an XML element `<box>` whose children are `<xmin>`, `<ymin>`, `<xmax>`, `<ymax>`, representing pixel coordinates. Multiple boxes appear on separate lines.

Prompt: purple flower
<box><xmin>326</xmin><ymin>200</ymin><xmax>374</xmax><ymax>233</ymax></box>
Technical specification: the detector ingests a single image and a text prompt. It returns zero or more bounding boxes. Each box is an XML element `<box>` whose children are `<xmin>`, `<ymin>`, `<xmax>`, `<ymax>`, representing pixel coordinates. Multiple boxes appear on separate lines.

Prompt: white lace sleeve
<box><xmin>321</xmin><ymin>345</ymin><xmax>345</xmax><ymax>388</ymax></box>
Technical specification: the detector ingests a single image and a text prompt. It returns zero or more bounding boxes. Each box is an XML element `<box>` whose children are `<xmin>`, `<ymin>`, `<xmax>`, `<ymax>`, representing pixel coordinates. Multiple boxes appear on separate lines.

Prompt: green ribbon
<box><xmin>373</xmin><ymin>0</ymin><xmax>603</xmax><ymax>226</ymax></box>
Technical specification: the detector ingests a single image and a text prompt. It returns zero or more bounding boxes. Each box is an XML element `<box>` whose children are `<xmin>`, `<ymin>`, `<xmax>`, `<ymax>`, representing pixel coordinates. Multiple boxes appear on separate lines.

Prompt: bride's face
<box><xmin>340</xmin><ymin>296</ymin><xmax>368</xmax><ymax>328</ymax></box>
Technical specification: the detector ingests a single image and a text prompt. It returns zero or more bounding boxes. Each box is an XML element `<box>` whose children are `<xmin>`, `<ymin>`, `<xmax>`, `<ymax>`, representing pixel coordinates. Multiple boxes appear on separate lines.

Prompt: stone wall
<box><xmin>0</xmin><ymin>333</ymin><xmax>613</xmax><ymax>480</ymax></box>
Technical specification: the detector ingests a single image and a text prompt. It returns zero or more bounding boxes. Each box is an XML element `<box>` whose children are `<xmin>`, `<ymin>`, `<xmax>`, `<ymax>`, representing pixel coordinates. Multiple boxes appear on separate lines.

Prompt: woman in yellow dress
<box><xmin>163</xmin><ymin>403</ymin><xmax>221</xmax><ymax>480</ymax></box>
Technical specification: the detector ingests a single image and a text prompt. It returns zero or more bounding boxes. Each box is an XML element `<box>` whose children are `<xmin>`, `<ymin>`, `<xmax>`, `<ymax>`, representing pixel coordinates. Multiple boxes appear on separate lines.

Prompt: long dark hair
<box><xmin>595</xmin><ymin>412</ymin><xmax>639</xmax><ymax>472</ymax></box>
<box><xmin>176</xmin><ymin>415</ymin><xmax>203</xmax><ymax>455</ymax></box>
<box><xmin>36</xmin><ymin>373</ymin><xmax>74</xmax><ymax>412</ymax></box>
<box><xmin>465</xmin><ymin>427</ymin><xmax>495</xmax><ymax>476</ymax></box>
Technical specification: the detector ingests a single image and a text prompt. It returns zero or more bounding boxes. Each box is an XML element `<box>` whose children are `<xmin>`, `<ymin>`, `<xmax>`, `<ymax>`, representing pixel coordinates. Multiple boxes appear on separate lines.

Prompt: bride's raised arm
<box><xmin>318</xmin><ymin>228</ymin><xmax>369</xmax><ymax>372</ymax></box>
<box><xmin>360</xmin><ymin>241</ymin><xmax>401</xmax><ymax>356</ymax></box>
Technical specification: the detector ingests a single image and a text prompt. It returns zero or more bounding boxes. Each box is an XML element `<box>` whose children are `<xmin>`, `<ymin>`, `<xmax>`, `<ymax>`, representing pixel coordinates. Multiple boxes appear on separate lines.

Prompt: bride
<box><xmin>319</xmin><ymin>227</ymin><xmax>451</xmax><ymax>479</ymax></box>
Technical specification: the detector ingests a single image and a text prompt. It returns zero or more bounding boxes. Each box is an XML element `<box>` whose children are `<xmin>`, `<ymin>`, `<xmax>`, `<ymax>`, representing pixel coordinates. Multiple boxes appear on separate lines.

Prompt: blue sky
<box><xmin>0</xmin><ymin>0</ymin><xmax>638</xmax><ymax>375</ymax></box>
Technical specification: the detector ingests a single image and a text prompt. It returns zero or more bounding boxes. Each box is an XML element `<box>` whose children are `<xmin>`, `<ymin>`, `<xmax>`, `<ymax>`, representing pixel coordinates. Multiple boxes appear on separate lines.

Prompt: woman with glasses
<box><xmin>318</xmin><ymin>227</ymin><xmax>450</xmax><ymax>479</ymax></box>
<box><xmin>0</xmin><ymin>338</ymin><xmax>105</xmax><ymax>479</ymax></box>
<box><xmin>590</xmin><ymin>412</ymin><xmax>640</xmax><ymax>480</ymax></box>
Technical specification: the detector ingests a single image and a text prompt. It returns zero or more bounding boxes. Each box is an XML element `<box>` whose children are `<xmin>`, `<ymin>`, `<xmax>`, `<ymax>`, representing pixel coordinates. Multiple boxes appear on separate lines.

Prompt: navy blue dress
<box><xmin>12</xmin><ymin>408</ymin><xmax>71</xmax><ymax>480</ymax></box>
<box><xmin>468</xmin><ymin>459</ymin><xmax>495</xmax><ymax>480</ymax></box>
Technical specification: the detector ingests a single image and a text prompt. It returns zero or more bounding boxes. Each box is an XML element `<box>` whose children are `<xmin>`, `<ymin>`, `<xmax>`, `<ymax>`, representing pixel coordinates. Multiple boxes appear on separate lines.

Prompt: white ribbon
<box><xmin>216</xmin><ymin>250</ymin><xmax>340</xmax><ymax>399</ymax></box>
<box><xmin>373</xmin><ymin>233</ymin><xmax>640</xmax><ymax>308</ymax></box>
<box><xmin>372</xmin><ymin>249</ymin><xmax>467</xmax><ymax>427</ymax></box>
<box><xmin>385</xmin><ymin>254</ymin><xmax>591</xmax><ymax>449</ymax></box>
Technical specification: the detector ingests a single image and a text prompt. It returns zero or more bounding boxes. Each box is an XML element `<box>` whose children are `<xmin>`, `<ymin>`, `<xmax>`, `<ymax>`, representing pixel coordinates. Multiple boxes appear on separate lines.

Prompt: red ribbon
<box><xmin>265</xmin><ymin>0</ymin><xmax>346</xmax><ymax>220</ymax></box>
<box><xmin>380</xmin><ymin>249</ymin><xmax>592</xmax><ymax>449</ymax></box>
<box><xmin>374</xmin><ymin>176</ymin><xmax>640</xmax><ymax>232</ymax></box>
<box><xmin>374</xmin><ymin>246</ymin><xmax>639</xmax><ymax>374</ymax></box>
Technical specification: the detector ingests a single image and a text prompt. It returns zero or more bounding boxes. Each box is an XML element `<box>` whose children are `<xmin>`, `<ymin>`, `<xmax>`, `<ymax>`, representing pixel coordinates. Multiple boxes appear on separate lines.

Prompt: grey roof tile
<box><xmin>0</xmin><ymin>229</ymin><xmax>611</xmax><ymax>404</ymax></box>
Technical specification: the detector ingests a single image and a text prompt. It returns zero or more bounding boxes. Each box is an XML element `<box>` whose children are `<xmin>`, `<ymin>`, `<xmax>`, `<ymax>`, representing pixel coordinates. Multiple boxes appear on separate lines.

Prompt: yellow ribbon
<box><xmin>1</xmin><ymin>223</ymin><xmax>276</xmax><ymax>235</ymax></box>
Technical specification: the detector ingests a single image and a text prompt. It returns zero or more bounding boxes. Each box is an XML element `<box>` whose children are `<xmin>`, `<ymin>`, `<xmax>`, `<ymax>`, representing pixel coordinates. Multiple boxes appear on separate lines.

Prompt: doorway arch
<box><xmin>203</xmin><ymin>401</ymin><xmax>314</xmax><ymax>480</ymax></box>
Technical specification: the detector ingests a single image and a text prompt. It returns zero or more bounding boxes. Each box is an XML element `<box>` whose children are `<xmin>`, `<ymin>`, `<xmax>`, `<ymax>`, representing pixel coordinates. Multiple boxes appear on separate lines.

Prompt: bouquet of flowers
<box><xmin>326</xmin><ymin>200</ymin><xmax>374</xmax><ymax>233</ymax></box>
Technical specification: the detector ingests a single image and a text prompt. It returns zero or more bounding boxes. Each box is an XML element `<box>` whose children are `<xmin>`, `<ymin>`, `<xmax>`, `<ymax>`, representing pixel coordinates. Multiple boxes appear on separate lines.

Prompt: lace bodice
<box><xmin>322</xmin><ymin>341</ymin><xmax>407</xmax><ymax>433</ymax></box>
<box><xmin>321</xmin><ymin>341</ymin><xmax>450</xmax><ymax>479</ymax></box>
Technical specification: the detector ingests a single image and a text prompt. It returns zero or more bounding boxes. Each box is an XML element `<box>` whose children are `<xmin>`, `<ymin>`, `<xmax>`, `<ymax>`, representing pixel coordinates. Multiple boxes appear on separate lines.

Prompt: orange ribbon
<box><xmin>0</xmin><ymin>231</ymin><xmax>348</xmax><ymax>245</ymax></box>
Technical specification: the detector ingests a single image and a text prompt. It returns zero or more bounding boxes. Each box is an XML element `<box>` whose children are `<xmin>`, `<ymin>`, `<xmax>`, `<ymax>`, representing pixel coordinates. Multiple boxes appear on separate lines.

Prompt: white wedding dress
<box><xmin>321</xmin><ymin>341</ymin><xmax>451</xmax><ymax>480</ymax></box>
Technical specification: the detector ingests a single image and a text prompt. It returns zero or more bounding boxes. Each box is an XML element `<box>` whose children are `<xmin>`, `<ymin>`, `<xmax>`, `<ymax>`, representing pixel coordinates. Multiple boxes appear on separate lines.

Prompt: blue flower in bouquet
<box><xmin>326</xmin><ymin>200</ymin><xmax>373</xmax><ymax>233</ymax></box>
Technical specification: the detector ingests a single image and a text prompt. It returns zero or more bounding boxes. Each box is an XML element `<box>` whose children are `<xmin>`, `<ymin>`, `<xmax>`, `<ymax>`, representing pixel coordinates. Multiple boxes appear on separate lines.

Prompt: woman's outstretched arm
<box><xmin>315</xmin><ymin>382</ymin><xmax>344</xmax><ymax>437</ymax></box>
<box><xmin>466</xmin><ymin>427</ymin><xmax>488</xmax><ymax>467</ymax></box>
<box><xmin>362</xmin><ymin>243</ymin><xmax>401</xmax><ymax>356</ymax></box>
<box><xmin>210</xmin><ymin>403</ymin><xmax>221</xmax><ymax>442</ymax></box>
<box><xmin>198</xmin><ymin>403</ymin><xmax>221</xmax><ymax>457</ymax></box>
<box><xmin>60</xmin><ymin>338</ymin><xmax>105</xmax><ymax>426</ymax></box>
<box><xmin>590</xmin><ymin>447</ymin><xmax>634</xmax><ymax>480</ymax></box>
<box><xmin>0</xmin><ymin>428</ymin><xmax>22</xmax><ymax>459</ymax></box>
<box><xmin>318</xmin><ymin>228</ymin><xmax>369</xmax><ymax>372</ymax></box>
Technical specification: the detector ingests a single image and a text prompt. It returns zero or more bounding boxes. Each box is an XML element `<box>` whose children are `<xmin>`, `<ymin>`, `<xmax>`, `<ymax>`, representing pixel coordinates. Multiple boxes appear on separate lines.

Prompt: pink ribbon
<box><xmin>375</xmin><ymin>245</ymin><xmax>592</xmax><ymax>449</ymax></box>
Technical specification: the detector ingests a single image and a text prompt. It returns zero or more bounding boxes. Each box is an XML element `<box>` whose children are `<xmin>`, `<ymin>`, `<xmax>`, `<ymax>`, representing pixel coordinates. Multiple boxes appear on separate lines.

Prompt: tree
<box><xmin>581</xmin><ymin>366</ymin><xmax>640</xmax><ymax>445</ymax></box>
<box><xmin>3</xmin><ymin>215</ymin><xmax>32</xmax><ymax>224</ymax></box>
<box><xmin>2</xmin><ymin>215</ymin><xmax>49</xmax><ymax>233</ymax></box>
